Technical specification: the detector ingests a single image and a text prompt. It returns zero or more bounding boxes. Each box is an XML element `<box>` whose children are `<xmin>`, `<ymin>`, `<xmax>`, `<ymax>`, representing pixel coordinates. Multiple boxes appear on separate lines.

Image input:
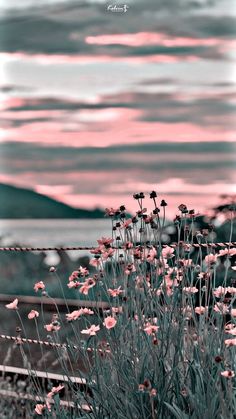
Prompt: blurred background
<box><xmin>0</xmin><ymin>0</ymin><xmax>235</xmax><ymax>214</ymax></box>
<box><xmin>0</xmin><ymin>0</ymin><xmax>235</xmax><ymax>295</ymax></box>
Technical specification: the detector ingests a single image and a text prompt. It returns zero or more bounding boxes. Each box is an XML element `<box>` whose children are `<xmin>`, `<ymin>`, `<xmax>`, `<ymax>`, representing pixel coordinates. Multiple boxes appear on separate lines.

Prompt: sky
<box><xmin>0</xmin><ymin>0</ymin><xmax>235</xmax><ymax>216</ymax></box>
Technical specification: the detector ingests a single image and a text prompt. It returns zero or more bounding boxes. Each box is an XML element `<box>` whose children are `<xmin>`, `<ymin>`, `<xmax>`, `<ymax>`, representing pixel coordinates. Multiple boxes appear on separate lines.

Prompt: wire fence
<box><xmin>0</xmin><ymin>334</ymin><xmax>110</xmax><ymax>354</ymax></box>
<box><xmin>0</xmin><ymin>242</ymin><xmax>235</xmax><ymax>252</ymax></box>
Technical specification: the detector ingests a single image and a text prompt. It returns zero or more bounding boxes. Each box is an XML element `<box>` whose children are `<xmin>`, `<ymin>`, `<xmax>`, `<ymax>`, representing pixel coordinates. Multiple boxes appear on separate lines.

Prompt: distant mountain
<box><xmin>0</xmin><ymin>183</ymin><xmax>105</xmax><ymax>218</ymax></box>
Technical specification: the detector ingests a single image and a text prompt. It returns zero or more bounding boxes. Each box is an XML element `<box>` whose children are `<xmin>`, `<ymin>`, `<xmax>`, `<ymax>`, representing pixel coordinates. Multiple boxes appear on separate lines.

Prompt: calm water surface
<box><xmin>0</xmin><ymin>219</ymin><xmax>112</xmax><ymax>264</ymax></box>
<box><xmin>0</xmin><ymin>219</ymin><xmax>112</xmax><ymax>246</ymax></box>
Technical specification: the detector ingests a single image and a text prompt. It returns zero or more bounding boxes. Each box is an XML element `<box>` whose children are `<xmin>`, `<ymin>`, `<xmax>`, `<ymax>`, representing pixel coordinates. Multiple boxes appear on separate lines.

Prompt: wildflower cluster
<box><xmin>3</xmin><ymin>193</ymin><xmax>236</xmax><ymax>418</ymax></box>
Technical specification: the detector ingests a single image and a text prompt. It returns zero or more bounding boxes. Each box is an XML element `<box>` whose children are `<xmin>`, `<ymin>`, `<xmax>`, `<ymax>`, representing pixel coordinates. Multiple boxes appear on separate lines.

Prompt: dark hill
<box><xmin>0</xmin><ymin>183</ymin><xmax>105</xmax><ymax>218</ymax></box>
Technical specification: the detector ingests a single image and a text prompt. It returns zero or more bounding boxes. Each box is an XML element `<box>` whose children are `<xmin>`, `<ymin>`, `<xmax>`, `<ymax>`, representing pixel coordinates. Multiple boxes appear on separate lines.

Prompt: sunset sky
<box><xmin>0</xmin><ymin>0</ymin><xmax>235</xmax><ymax>216</ymax></box>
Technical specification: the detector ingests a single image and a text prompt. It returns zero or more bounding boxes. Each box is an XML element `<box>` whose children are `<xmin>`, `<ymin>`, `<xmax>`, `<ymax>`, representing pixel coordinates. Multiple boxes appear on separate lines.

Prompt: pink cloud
<box><xmin>1</xmin><ymin>118</ymin><xmax>234</xmax><ymax>147</ymax></box>
<box><xmin>0</xmin><ymin>97</ymin><xmax>25</xmax><ymax>111</ymax></box>
<box><xmin>35</xmin><ymin>184</ymin><xmax>73</xmax><ymax>196</ymax></box>
<box><xmin>85</xmin><ymin>32</ymin><xmax>230</xmax><ymax>48</ymax></box>
<box><xmin>53</xmin><ymin>180</ymin><xmax>236</xmax><ymax>211</ymax></box>
<box><xmin>0</xmin><ymin>52</ymin><xmax>203</xmax><ymax>65</ymax></box>
<box><xmin>103</xmin><ymin>178</ymin><xmax>236</xmax><ymax>196</ymax></box>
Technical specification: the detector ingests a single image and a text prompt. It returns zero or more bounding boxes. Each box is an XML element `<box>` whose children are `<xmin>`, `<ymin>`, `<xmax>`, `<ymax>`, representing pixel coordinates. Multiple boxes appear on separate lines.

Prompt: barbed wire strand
<box><xmin>0</xmin><ymin>242</ymin><xmax>235</xmax><ymax>252</ymax></box>
<box><xmin>0</xmin><ymin>334</ymin><xmax>110</xmax><ymax>353</ymax></box>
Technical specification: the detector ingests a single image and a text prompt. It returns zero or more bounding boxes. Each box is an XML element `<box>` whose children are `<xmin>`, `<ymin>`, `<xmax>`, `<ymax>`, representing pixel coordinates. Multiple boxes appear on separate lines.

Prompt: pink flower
<box><xmin>198</xmin><ymin>272</ymin><xmax>207</xmax><ymax>280</ymax></box>
<box><xmin>150</xmin><ymin>388</ymin><xmax>157</xmax><ymax>397</ymax></box>
<box><xmin>90</xmin><ymin>258</ymin><xmax>101</xmax><ymax>268</ymax></box>
<box><xmin>221</xmin><ymin>370</ymin><xmax>235</xmax><ymax>378</ymax></box>
<box><xmin>102</xmin><ymin>248</ymin><xmax>115</xmax><ymax>260</ymax></box>
<box><xmin>78</xmin><ymin>266</ymin><xmax>89</xmax><ymax>276</ymax></box>
<box><xmin>225</xmin><ymin>338</ymin><xmax>236</xmax><ymax>346</ymax></box>
<box><xmin>79</xmin><ymin>284</ymin><xmax>90</xmax><ymax>295</ymax></box>
<box><xmin>28</xmin><ymin>310</ymin><xmax>39</xmax><ymax>319</ymax></box>
<box><xmin>122</xmin><ymin>218</ymin><xmax>132</xmax><ymax>228</ymax></box>
<box><xmin>124</xmin><ymin>241</ymin><xmax>133</xmax><ymax>249</ymax></box>
<box><xmin>103</xmin><ymin>316</ymin><xmax>117</xmax><ymax>329</ymax></box>
<box><xmin>214</xmin><ymin>303</ymin><xmax>229</xmax><ymax>314</ymax></box>
<box><xmin>125</xmin><ymin>263</ymin><xmax>136</xmax><ymax>275</ymax></box>
<box><xmin>227</xmin><ymin>287</ymin><xmax>236</xmax><ymax>294</ymax></box>
<box><xmin>183</xmin><ymin>244</ymin><xmax>192</xmax><ymax>252</ymax></box>
<box><xmin>105</xmin><ymin>207</ymin><xmax>118</xmax><ymax>216</ymax></box>
<box><xmin>217</xmin><ymin>249</ymin><xmax>229</xmax><ymax>257</ymax></box>
<box><xmin>108</xmin><ymin>287</ymin><xmax>123</xmax><ymax>297</ymax></box>
<box><xmin>136</xmin><ymin>208</ymin><xmax>147</xmax><ymax>216</ymax></box>
<box><xmin>213</xmin><ymin>286</ymin><xmax>227</xmax><ymax>298</ymax></box>
<box><xmin>79</xmin><ymin>278</ymin><xmax>96</xmax><ymax>295</ymax></box>
<box><xmin>164</xmin><ymin>274</ymin><xmax>178</xmax><ymax>288</ymax></box>
<box><xmin>34</xmin><ymin>281</ymin><xmax>45</xmax><ymax>292</ymax></box>
<box><xmin>47</xmin><ymin>384</ymin><xmax>64</xmax><ymax>399</ymax></box>
<box><xmin>97</xmin><ymin>237</ymin><xmax>113</xmax><ymax>246</ymax></box>
<box><xmin>161</xmin><ymin>278</ymin><xmax>174</xmax><ymax>296</ymax></box>
<box><xmin>112</xmin><ymin>307</ymin><xmax>123</xmax><ymax>314</ymax></box>
<box><xmin>35</xmin><ymin>402</ymin><xmax>51</xmax><ymax>415</ymax></box>
<box><xmin>66</xmin><ymin>308</ymin><xmax>94</xmax><ymax>321</ymax></box>
<box><xmin>66</xmin><ymin>310</ymin><xmax>81</xmax><ymax>321</ymax></box>
<box><xmin>205</xmin><ymin>253</ymin><xmax>217</xmax><ymax>264</ymax></box>
<box><xmin>67</xmin><ymin>281</ymin><xmax>81</xmax><ymax>289</ymax></box>
<box><xmin>195</xmin><ymin>306</ymin><xmax>207</xmax><ymax>315</ymax></box>
<box><xmin>225</xmin><ymin>323</ymin><xmax>234</xmax><ymax>330</ymax></box>
<box><xmin>90</xmin><ymin>245</ymin><xmax>103</xmax><ymax>255</ymax></box>
<box><xmin>218</xmin><ymin>285</ymin><xmax>236</xmax><ymax>296</ymax></box>
<box><xmin>218</xmin><ymin>248</ymin><xmax>236</xmax><ymax>257</ymax></box>
<box><xmin>81</xmin><ymin>324</ymin><xmax>100</xmax><ymax>336</ymax></box>
<box><xmin>53</xmin><ymin>384</ymin><xmax>64</xmax><ymax>393</ymax></box>
<box><xmin>44</xmin><ymin>323</ymin><xmax>60</xmax><ymax>332</ymax></box>
<box><xmin>161</xmin><ymin>246</ymin><xmax>175</xmax><ymax>259</ymax></box>
<box><xmin>69</xmin><ymin>270</ymin><xmax>79</xmax><ymax>282</ymax></box>
<box><xmin>133</xmin><ymin>247</ymin><xmax>142</xmax><ymax>259</ymax></box>
<box><xmin>5</xmin><ymin>298</ymin><xmax>18</xmax><ymax>310</ymax></box>
<box><xmin>80</xmin><ymin>307</ymin><xmax>94</xmax><ymax>315</ymax></box>
<box><xmin>182</xmin><ymin>259</ymin><xmax>192</xmax><ymax>267</ymax></box>
<box><xmin>226</xmin><ymin>326</ymin><xmax>236</xmax><ymax>336</ymax></box>
<box><xmin>183</xmin><ymin>287</ymin><xmax>198</xmax><ymax>294</ymax></box>
<box><xmin>69</xmin><ymin>267</ymin><xmax>89</xmax><ymax>282</ymax></box>
<box><xmin>182</xmin><ymin>305</ymin><xmax>193</xmax><ymax>319</ymax></box>
<box><xmin>231</xmin><ymin>308</ymin><xmax>236</xmax><ymax>317</ymax></box>
<box><xmin>35</xmin><ymin>404</ymin><xmax>45</xmax><ymax>415</ymax></box>
<box><xmin>143</xmin><ymin>323</ymin><xmax>159</xmax><ymax>335</ymax></box>
<box><xmin>146</xmin><ymin>248</ymin><xmax>157</xmax><ymax>263</ymax></box>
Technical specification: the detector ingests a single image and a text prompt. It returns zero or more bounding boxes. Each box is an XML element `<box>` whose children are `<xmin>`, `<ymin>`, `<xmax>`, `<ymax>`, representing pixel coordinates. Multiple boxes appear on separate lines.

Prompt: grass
<box><xmin>1</xmin><ymin>193</ymin><xmax>236</xmax><ymax>418</ymax></box>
